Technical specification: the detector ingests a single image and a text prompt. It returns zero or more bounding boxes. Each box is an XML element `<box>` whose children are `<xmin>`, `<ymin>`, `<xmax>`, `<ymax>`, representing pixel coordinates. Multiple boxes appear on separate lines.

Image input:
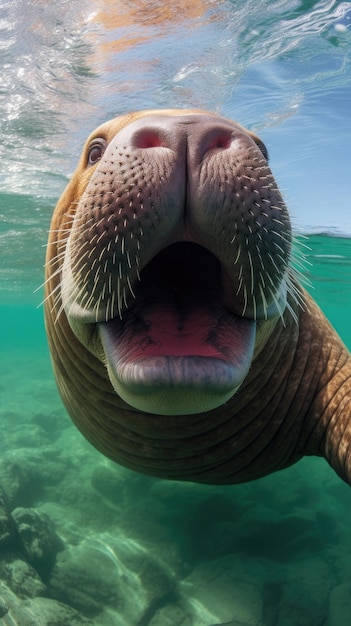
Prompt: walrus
<box><xmin>44</xmin><ymin>109</ymin><xmax>351</xmax><ymax>485</ymax></box>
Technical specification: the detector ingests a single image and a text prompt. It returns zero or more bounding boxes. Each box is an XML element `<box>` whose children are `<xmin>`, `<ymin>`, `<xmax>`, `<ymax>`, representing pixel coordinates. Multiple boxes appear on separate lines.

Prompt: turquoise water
<box><xmin>1</xmin><ymin>1</ymin><xmax>351</xmax><ymax>624</ymax></box>
<box><xmin>1</xmin><ymin>240</ymin><xmax>351</xmax><ymax>624</ymax></box>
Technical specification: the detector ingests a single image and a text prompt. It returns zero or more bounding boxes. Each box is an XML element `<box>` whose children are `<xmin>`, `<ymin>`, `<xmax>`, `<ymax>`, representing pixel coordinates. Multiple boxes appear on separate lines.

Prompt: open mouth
<box><xmin>97</xmin><ymin>242</ymin><xmax>257</xmax><ymax>415</ymax></box>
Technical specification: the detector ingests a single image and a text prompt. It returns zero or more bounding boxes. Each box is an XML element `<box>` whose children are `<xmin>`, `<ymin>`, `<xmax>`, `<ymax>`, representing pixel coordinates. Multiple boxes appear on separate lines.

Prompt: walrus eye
<box><xmin>87</xmin><ymin>139</ymin><xmax>107</xmax><ymax>166</ymax></box>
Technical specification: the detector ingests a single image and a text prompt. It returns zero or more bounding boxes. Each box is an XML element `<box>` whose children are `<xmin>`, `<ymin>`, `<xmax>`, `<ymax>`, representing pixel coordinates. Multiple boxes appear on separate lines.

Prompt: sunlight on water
<box><xmin>1</xmin><ymin>0</ymin><xmax>350</xmax><ymax>299</ymax></box>
<box><xmin>0</xmin><ymin>1</ymin><xmax>351</xmax><ymax>625</ymax></box>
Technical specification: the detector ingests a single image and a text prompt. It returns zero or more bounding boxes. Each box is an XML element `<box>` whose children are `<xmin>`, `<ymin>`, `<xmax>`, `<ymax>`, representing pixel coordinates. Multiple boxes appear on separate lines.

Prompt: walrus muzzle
<box><xmin>44</xmin><ymin>109</ymin><xmax>351</xmax><ymax>484</ymax></box>
<box><xmin>53</xmin><ymin>111</ymin><xmax>290</xmax><ymax>415</ymax></box>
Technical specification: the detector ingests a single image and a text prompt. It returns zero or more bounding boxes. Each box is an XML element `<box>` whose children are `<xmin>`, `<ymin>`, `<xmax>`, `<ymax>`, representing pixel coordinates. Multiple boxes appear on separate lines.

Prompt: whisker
<box><xmin>268</xmin><ymin>287</ymin><xmax>286</xmax><ymax>327</ymax></box>
<box><xmin>258</xmin><ymin>282</ymin><xmax>268</xmax><ymax>320</ymax></box>
<box><xmin>285</xmin><ymin>299</ymin><xmax>299</xmax><ymax>324</ymax></box>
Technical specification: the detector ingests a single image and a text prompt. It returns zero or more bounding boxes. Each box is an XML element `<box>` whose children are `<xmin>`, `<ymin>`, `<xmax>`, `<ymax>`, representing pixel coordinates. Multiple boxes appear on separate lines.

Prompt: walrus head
<box><xmin>46</xmin><ymin>109</ymin><xmax>293</xmax><ymax>417</ymax></box>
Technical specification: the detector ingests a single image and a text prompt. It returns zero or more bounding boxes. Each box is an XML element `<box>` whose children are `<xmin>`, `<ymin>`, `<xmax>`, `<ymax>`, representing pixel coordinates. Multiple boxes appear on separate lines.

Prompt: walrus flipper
<box><xmin>296</xmin><ymin>294</ymin><xmax>351</xmax><ymax>485</ymax></box>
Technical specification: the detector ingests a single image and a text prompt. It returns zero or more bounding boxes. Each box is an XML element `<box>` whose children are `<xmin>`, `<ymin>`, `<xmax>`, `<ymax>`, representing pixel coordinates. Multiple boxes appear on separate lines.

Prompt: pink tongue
<box><xmin>136</xmin><ymin>308</ymin><xmax>227</xmax><ymax>358</ymax></box>
<box><xmin>98</xmin><ymin>304</ymin><xmax>256</xmax><ymax>392</ymax></box>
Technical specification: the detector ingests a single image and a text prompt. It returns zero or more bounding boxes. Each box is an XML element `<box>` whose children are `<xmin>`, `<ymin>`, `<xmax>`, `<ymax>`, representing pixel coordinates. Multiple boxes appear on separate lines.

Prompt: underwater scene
<box><xmin>1</xmin><ymin>1</ymin><xmax>351</xmax><ymax>625</ymax></box>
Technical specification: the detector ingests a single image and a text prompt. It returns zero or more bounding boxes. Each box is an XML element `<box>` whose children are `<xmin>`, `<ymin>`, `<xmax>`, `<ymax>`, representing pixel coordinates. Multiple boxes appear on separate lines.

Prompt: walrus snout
<box><xmin>62</xmin><ymin>111</ymin><xmax>291</xmax><ymax>323</ymax></box>
<box><xmin>49</xmin><ymin>109</ymin><xmax>293</xmax><ymax>416</ymax></box>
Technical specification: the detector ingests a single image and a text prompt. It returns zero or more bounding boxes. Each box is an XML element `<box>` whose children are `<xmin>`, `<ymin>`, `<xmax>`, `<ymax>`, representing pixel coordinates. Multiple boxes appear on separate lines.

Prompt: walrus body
<box><xmin>44</xmin><ymin>109</ymin><xmax>351</xmax><ymax>485</ymax></box>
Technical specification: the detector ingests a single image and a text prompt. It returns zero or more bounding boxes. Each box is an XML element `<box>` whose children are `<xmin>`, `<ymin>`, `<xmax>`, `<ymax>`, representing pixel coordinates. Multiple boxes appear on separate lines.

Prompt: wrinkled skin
<box><xmin>44</xmin><ymin>109</ymin><xmax>351</xmax><ymax>485</ymax></box>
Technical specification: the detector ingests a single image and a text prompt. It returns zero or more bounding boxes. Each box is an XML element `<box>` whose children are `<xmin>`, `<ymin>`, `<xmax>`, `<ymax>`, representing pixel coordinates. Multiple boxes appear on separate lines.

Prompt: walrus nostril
<box><xmin>132</xmin><ymin>129</ymin><xmax>164</xmax><ymax>149</ymax></box>
<box><xmin>201</xmin><ymin>129</ymin><xmax>232</xmax><ymax>152</ymax></box>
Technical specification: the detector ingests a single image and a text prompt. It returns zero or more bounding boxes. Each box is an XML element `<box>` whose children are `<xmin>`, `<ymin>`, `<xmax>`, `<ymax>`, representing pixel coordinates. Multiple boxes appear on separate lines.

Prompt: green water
<box><xmin>302</xmin><ymin>235</ymin><xmax>351</xmax><ymax>348</ymax></box>
<box><xmin>0</xmin><ymin>234</ymin><xmax>351</xmax><ymax>625</ymax></box>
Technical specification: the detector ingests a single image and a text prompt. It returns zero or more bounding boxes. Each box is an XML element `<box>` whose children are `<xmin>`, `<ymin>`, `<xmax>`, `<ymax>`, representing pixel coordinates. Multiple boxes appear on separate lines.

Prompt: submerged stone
<box><xmin>12</xmin><ymin>506</ymin><xmax>64</xmax><ymax>579</ymax></box>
